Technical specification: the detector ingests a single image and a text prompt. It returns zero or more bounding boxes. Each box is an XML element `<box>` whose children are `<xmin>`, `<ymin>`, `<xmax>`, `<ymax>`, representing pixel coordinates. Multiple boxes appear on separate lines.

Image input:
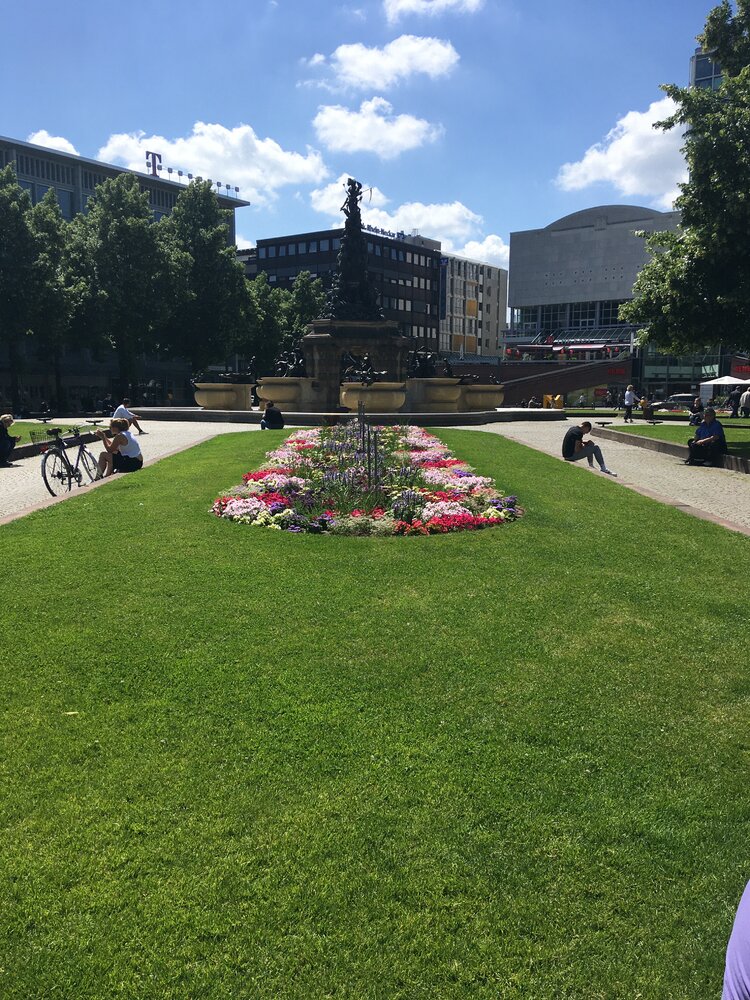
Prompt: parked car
<box><xmin>660</xmin><ymin>393</ymin><xmax>696</xmax><ymax>411</ymax></box>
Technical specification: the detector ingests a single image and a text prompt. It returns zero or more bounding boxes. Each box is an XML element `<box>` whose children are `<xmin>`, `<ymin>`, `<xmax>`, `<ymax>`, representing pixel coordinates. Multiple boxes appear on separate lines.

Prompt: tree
<box><xmin>240</xmin><ymin>272</ymin><xmax>292</xmax><ymax>374</ymax></box>
<box><xmin>69</xmin><ymin>173</ymin><xmax>173</xmax><ymax>394</ymax></box>
<box><xmin>621</xmin><ymin>2</ymin><xmax>750</xmax><ymax>353</ymax></box>
<box><xmin>27</xmin><ymin>189</ymin><xmax>75</xmax><ymax>409</ymax></box>
<box><xmin>282</xmin><ymin>270</ymin><xmax>326</xmax><ymax>349</ymax></box>
<box><xmin>157</xmin><ymin>180</ymin><xmax>249</xmax><ymax>372</ymax></box>
<box><xmin>0</xmin><ymin>165</ymin><xmax>39</xmax><ymax>410</ymax></box>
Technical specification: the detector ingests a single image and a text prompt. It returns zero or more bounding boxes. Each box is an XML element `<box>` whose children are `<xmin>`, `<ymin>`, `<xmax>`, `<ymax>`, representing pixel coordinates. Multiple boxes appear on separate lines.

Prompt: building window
<box><xmin>320</xmin><ymin>239</ymin><xmax>330</xmax><ymax>251</ymax></box>
<box><xmin>279</xmin><ymin>244</ymin><xmax>286</xmax><ymax>256</ymax></box>
<box><xmin>298</xmin><ymin>243</ymin><xmax>306</xmax><ymax>254</ymax></box>
<box><xmin>258</xmin><ymin>247</ymin><xmax>267</xmax><ymax>259</ymax></box>
<box><xmin>599</xmin><ymin>299</ymin><xmax>627</xmax><ymax>325</ymax></box>
<box><xmin>268</xmin><ymin>245</ymin><xmax>276</xmax><ymax>258</ymax></box>
<box><xmin>288</xmin><ymin>244</ymin><xmax>296</xmax><ymax>255</ymax></box>
<box><xmin>309</xmin><ymin>240</ymin><xmax>318</xmax><ymax>252</ymax></box>
<box><xmin>333</xmin><ymin>238</ymin><xmax>341</xmax><ymax>250</ymax></box>
<box><xmin>375</xmin><ymin>244</ymin><xmax>381</xmax><ymax>256</ymax></box>
<box><xmin>540</xmin><ymin>303</ymin><xmax>567</xmax><ymax>333</ymax></box>
<box><xmin>57</xmin><ymin>189</ymin><xmax>74</xmax><ymax>219</ymax></box>
<box><xmin>570</xmin><ymin>301</ymin><xmax>596</xmax><ymax>328</ymax></box>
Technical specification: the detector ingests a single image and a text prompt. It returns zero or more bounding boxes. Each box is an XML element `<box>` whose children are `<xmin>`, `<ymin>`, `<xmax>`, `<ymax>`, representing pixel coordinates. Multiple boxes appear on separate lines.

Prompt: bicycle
<box><xmin>33</xmin><ymin>426</ymin><xmax>100</xmax><ymax>496</ymax></box>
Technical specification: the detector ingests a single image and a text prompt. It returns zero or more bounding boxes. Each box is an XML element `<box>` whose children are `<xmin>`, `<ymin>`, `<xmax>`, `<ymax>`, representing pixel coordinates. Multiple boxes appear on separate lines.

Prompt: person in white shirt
<box><xmin>112</xmin><ymin>398</ymin><xmax>146</xmax><ymax>434</ymax></box>
<box><xmin>623</xmin><ymin>384</ymin><xmax>638</xmax><ymax>423</ymax></box>
<box><xmin>94</xmin><ymin>418</ymin><xmax>143</xmax><ymax>478</ymax></box>
<box><xmin>741</xmin><ymin>387</ymin><xmax>750</xmax><ymax>419</ymax></box>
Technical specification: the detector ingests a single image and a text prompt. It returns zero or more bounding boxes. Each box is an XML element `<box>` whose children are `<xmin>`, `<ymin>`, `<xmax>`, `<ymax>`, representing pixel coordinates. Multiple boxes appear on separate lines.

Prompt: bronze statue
<box><xmin>324</xmin><ymin>178</ymin><xmax>384</xmax><ymax>322</ymax></box>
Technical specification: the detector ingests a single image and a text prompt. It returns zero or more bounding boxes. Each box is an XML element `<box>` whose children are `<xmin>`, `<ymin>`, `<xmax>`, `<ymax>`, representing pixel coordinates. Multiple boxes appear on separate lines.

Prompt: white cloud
<box><xmin>27</xmin><ymin>130</ymin><xmax>79</xmax><ymax>156</ymax></box>
<box><xmin>385</xmin><ymin>0</ymin><xmax>484</xmax><ymax>23</ymax></box>
<box><xmin>556</xmin><ymin>96</ymin><xmax>687</xmax><ymax>210</ymax></box>
<box><xmin>306</xmin><ymin>52</ymin><xmax>326</xmax><ymax>67</ymax></box>
<box><xmin>313</xmin><ymin>97</ymin><xmax>442</xmax><ymax>158</ymax></box>
<box><xmin>311</xmin><ymin>176</ymin><xmax>508</xmax><ymax>266</ymax></box>
<box><xmin>311</xmin><ymin>177</ymin><xmax>490</xmax><ymax>245</ymax></box>
<box><xmin>311</xmin><ymin>174</ymin><xmax>390</xmax><ymax>216</ymax></box>
<box><xmin>319</xmin><ymin>35</ymin><xmax>459</xmax><ymax>90</ymax></box>
<box><xmin>235</xmin><ymin>233</ymin><xmax>256</xmax><ymax>249</ymax></box>
<box><xmin>447</xmin><ymin>233</ymin><xmax>510</xmax><ymax>269</ymax></box>
<box><xmin>97</xmin><ymin>121</ymin><xmax>329</xmax><ymax>209</ymax></box>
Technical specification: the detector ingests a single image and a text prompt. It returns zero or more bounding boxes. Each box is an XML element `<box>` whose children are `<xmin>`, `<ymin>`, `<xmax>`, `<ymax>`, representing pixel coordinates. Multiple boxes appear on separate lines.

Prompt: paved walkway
<box><xmin>458</xmin><ymin>416</ymin><xmax>750</xmax><ymax>535</ymax></box>
<box><xmin>3</xmin><ymin>415</ymin><xmax>750</xmax><ymax>534</ymax></box>
<box><xmin>0</xmin><ymin>419</ymin><xmax>261</xmax><ymax>524</ymax></box>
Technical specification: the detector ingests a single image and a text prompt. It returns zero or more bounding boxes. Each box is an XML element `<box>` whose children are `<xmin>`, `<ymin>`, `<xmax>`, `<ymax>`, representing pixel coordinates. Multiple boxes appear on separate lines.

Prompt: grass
<box><xmin>615</xmin><ymin>421</ymin><xmax>750</xmax><ymax>457</ymax></box>
<box><xmin>10</xmin><ymin>420</ymin><xmax>101</xmax><ymax>444</ymax></box>
<box><xmin>2</xmin><ymin>429</ymin><xmax>750</xmax><ymax>999</ymax></box>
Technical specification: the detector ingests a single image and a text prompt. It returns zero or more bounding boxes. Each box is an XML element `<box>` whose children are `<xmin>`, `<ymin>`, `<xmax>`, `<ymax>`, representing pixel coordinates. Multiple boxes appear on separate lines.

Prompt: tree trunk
<box><xmin>8</xmin><ymin>334</ymin><xmax>22</xmax><ymax>414</ymax></box>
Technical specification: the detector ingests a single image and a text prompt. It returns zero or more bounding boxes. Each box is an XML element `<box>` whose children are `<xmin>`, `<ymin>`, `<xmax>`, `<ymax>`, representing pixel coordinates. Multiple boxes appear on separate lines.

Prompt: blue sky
<box><xmin>2</xmin><ymin>0</ymin><xmax>713</xmax><ymax>265</ymax></box>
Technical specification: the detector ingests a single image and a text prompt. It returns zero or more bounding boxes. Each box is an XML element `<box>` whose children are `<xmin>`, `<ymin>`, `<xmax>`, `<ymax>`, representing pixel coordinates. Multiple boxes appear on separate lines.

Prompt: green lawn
<box><xmin>2</xmin><ymin>429</ymin><xmax>749</xmax><ymax>999</ymax></box>
<box><xmin>10</xmin><ymin>420</ymin><xmax>100</xmax><ymax>444</ymax></box>
<box><xmin>616</xmin><ymin>421</ymin><xmax>750</xmax><ymax>457</ymax></box>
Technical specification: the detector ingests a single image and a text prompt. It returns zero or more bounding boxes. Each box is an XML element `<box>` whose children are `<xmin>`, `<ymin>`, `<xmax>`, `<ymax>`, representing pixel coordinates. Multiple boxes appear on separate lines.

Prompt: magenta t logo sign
<box><xmin>145</xmin><ymin>151</ymin><xmax>162</xmax><ymax>176</ymax></box>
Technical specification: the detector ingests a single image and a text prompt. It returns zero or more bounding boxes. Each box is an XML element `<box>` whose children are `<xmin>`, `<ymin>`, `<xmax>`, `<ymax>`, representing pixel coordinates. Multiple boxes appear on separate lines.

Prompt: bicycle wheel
<box><xmin>41</xmin><ymin>450</ymin><xmax>72</xmax><ymax>496</ymax></box>
<box><xmin>78</xmin><ymin>447</ymin><xmax>99</xmax><ymax>484</ymax></box>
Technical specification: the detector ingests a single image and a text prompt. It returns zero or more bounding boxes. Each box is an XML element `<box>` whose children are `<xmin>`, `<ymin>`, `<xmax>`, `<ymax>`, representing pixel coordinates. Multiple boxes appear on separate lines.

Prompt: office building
<box><xmin>689</xmin><ymin>47</ymin><xmax>722</xmax><ymax>90</ymax></box>
<box><xmin>439</xmin><ymin>255</ymin><xmax>507</xmax><ymax>357</ymax></box>
<box><xmin>248</xmin><ymin>227</ymin><xmax>442</xmax><ymax>349</ymax></box>
<box><xmin>0</xmin><ymin>134</ymin><xmax>248</xmax><ymax>239</ymax></box>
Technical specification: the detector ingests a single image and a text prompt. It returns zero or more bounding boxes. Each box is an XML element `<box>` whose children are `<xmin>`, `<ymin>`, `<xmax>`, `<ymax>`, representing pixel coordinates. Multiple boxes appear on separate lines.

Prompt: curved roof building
<box><xmin>508</xmin><ymin>204</ymin><xmax>681</xmax><ymax>337</ymax></box>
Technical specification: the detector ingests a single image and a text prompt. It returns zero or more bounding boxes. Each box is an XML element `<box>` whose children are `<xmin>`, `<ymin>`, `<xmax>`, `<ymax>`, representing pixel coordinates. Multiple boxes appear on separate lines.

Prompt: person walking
<box><xmin>740</xmin><ymin>386</ymin><xmax>750</xmax><ymax>419</ymax></box>
<box><xmin>728</xmin><ymin>386</ymin><xmax>743</xmax><ymax>419</ymax></box>
<box><xmin>623</xmin><ymin>385</ymin><xmax>638</xmax><ymax>423</ymax></box>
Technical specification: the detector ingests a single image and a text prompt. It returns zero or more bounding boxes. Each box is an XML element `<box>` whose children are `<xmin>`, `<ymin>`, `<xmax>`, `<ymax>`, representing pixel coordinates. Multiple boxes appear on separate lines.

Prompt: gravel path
<box><xmin>456</xmin><ymin>416</ymin><xmax>750</xmax><ymax>534</ymax></box>
<box><xmin>3</xmin><ymin>415</ymin><xmax>750</xmax><ymax>534</ymax></box>
<box><xmin>0</xmin><ymin>419</ymin><xmax>261</xmax><ymax>524</ymax></box>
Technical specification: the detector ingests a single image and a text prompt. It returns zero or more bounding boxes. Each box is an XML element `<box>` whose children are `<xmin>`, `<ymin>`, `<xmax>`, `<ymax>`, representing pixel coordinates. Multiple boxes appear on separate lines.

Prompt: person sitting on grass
<box><xmin>112</xmin><ymin>398</ymin><xmax>147</xmax><ymax>434</ymax></box>
<box><xmin>686</xmin><ymin>407</ymin><xmax>727</xmax><ymax>466</ymax></box>
<box><xmin>0</xmin><ymin>414</ymin><xmax>21</xmax><ymax>467</ymax></box>
<box><xmin>260</xmin><ymin>400</ymin><xmax>284</xmax><ymax>431</ymax></box>
<box><xmin>94</xmin><ymin>417</ymin><xmax>143</xmax><ymax>478</ymax></box>
<box><xmin>561</xmin><ymin>421</ymin><xmax>617</xmax><ymax>476</ymax></box>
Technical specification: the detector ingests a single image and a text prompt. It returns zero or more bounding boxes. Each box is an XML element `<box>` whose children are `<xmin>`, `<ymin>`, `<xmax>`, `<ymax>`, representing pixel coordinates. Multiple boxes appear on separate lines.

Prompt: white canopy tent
<box><xmin>700</xmin><ymin>375</ymin><xmax>750</xmax><ymax>403</ymax></box>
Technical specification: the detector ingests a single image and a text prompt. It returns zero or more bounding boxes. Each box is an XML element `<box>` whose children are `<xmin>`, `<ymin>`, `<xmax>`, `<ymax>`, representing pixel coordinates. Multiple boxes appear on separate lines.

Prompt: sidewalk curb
<box><xmin>592</xmin><ymin>426</ymin><xmax>750</xmax><ymax>474</ymax></box>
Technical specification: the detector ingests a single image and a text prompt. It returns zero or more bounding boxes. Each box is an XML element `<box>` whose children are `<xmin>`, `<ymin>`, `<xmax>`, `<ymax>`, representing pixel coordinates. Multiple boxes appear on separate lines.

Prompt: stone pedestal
<box><xmin>339</xmin><ymin>382</ymin><xmax>407</xmax><ymax>413</ymax></box>
<box><xmin>458</xmin><ymin>384</ymin><xmax>505</xmax><ymax>411</ymax></box>
<box><xmin>302</xmin><ymin>319</ymin><xmax>410</xmax><ymax>412</ymax></box>
<box><xmin>256</xmin><ymin>377</ymin><xmax>328</xmax><ymax>412</ymax></box>
<box><xmin>193</xmin><ymin>382</ymin><xmax>255</xmax><ymax>410</ymax></box>
<box><xmin>405</xmin><ymin>378</ymin><xmax>463</xmax><ymax>412</ymax></box>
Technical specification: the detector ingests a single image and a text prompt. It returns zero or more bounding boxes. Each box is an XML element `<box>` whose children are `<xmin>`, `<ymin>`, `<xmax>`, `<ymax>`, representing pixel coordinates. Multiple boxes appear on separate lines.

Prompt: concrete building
<box><xmin>439</xmin><ymin>255</ymin><xmax>507</xmax><ymax>358</ymax></box>
<box><xmin>0</xmin><ymin>134</ymin><xmax>248</xmax><ymax>240</ymax></box>
<box><xmin>508</xmin><ymin>204</ymin><xmax>681</xmax><ymax>341</ymax></box>
<box><xmin>245</xmin><ymin>227</ymin><xmax>442</xmax><ymax>350</ymax></box>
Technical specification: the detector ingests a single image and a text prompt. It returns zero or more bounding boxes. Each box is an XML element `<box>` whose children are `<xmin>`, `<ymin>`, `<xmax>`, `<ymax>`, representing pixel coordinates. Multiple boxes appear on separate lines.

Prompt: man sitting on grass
<box><xmin>561</xmin><ymin>421</ymin><xmax>617</xmax><ymax>476</ymax></box>
<box><xmin>686</xmin><ymin>407</ymin><xmax>727</xmax><ymax>466</ymax></box>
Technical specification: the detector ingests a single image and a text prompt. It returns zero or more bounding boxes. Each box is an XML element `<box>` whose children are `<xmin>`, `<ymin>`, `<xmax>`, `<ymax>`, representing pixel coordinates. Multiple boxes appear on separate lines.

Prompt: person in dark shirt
<box><xmin>728</xmin><ymin>387</ymin><xmax>742</xmax><ymax>419</ymax></box>
<box><xmin>260</xmin><ymin>401</ymin><xmax>285</xmax><ymax>430</ymax></box>
<box><xmin>686</xmin><ymin>407</ymin><xmax>727</xmax><ymax>465</ymax></box>
<box><xmin>561</xmin><ymin>421</ymin><xmax>617</xmax><ymax>476</ymax></box>
<box><xmin>0</xmin><ymin>414</ymin><xmax>21</xmax><ymax>467</ymax></box>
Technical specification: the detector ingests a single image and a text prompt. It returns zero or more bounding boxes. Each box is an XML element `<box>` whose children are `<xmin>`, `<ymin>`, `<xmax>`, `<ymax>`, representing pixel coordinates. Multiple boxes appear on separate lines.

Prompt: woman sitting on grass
<box><xmin>94</xmin><ymin>417</ymin><xmax>143</xmax><ymax>478</ymax></box>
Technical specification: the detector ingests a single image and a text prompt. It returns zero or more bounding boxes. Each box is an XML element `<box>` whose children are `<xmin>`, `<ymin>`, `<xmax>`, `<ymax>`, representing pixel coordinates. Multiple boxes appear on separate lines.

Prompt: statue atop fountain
<box><xmin>300</xmin><ymin>177</ymin><xmax>410</xmax><ymax>411</ymax></box>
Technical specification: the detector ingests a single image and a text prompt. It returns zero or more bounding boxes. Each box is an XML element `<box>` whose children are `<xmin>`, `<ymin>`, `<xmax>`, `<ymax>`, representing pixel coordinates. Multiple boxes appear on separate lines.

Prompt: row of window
<box><xmin>15</xmin><ymin>153</ymin><xmax>74</xmax><ymax>186</ymax></box>
<box><xmin>259</xmin><ymin>238</ymin><xmax>340</xmax><ymax>258</ymax></box>
<box><xmin>511</xmin><ymin>300</ymin><xmax>629</xmax><ymax>330</ymax></box>
<box><xmin>18</xmin><ymin>180</ymin><xmax>75</xmax><ymax>220</ymax></box>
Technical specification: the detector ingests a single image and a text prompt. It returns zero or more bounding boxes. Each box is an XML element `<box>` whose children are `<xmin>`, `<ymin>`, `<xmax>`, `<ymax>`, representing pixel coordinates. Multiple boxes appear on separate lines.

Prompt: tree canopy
<box><xmin>622</xmin><ymin>1</ymin><xmax>750</xmax><ymax>354</ymax></box>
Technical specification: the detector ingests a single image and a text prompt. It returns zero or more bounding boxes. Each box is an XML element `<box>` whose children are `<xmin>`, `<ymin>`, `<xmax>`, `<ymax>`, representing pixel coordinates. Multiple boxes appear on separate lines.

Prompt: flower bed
<box><xmin>211</xmin><ymin>424</ymin><xmax>523</xmax><ymax>535</ymax></box>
